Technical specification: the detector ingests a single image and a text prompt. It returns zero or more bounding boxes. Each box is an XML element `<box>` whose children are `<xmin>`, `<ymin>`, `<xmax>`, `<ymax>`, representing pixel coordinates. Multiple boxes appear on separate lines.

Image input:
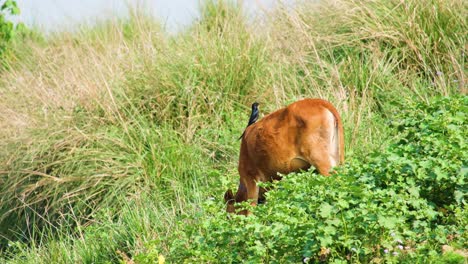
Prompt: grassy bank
<box><xmin>0</xmin><ymin>0</ymin><xmax>466</xmax><ymax>262</ymax></box>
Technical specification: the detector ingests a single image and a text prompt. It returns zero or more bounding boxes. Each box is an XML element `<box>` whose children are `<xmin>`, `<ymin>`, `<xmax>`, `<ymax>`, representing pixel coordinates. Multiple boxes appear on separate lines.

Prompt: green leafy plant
<box><xmin>0</xmin><ymin>0</ymin><xmax>20</xmax><ymax>56</ymax></box>
<box><xmin>373</xmin><ymin>96</ymin><xmax>467</xmax><ymax>209</ymax></box>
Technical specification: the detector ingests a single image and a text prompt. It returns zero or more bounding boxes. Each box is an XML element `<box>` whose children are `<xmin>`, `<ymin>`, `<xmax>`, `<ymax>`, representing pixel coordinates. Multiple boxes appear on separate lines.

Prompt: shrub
<box><xmin>0</xmin><ymin>0</ymin><xmax>21</xmax><ymax>61</ymax></box>
<box><xmin>372</xmin><ymin>96</ymin><xmax>467</xmax><ymax>209</ymax></box>
<box><xmin>0</xmin><ymin>1</ymin><xmax>18</xmax><ymax>46</ymax></box>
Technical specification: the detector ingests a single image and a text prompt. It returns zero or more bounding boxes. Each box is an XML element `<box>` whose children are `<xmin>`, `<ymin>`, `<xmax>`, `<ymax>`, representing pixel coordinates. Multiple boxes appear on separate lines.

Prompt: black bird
<box><xmin>239</xmin><ymin>102</ymin><xmax>259</xmax><ymax>140</ymax></box>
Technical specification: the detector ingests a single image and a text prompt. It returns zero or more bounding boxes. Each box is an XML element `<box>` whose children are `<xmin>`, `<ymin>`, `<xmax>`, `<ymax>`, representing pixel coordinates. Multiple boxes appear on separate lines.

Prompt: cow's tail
<box><xmin>326</xmin><ymin>104</ymin><xmax>345</xmax><ymax>165</ymax></box>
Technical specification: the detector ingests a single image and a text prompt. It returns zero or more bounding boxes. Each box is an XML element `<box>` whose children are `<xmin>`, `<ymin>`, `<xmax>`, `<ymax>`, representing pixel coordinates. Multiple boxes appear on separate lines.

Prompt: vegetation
<box><xmin>0</xmin><ymin>0</ymin><xmax>20</xmax><ymax>60</ymax></box>
<box><xmin>162</xmin><ymin>95</ymin><xmax>466</xmax><ymax>263</ymax></box>
<box><xmin>0</xmin><ymin>0</ymin><xmax>466</xmax><ymax>263</ymax></box>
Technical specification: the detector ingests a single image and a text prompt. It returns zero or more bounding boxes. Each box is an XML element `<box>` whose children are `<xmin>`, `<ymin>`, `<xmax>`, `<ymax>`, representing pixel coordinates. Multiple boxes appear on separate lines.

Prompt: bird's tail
<box><xmin>239</xmin><ymin>103</ymin><xmax>259</xmax><ymax>140</ymax></box>
<box><xmin>238</xmin><ymin>131</ymin><xmax>246</xmax><ymax>140</ymax></box>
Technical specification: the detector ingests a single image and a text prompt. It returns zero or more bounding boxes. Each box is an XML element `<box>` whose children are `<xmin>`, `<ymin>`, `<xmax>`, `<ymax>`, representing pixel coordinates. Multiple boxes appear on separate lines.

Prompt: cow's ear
<box><xmin>224</xmin><ymin>189</ymin><xmax>234</xmax><ymax>203</ymax></box>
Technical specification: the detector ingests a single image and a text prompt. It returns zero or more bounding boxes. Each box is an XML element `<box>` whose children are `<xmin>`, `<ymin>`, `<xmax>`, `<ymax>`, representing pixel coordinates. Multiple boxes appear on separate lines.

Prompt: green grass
<box><xmin>0</xmin><ymin>0</ymin><xmax>466</xmax><ymax>262</ymax></box>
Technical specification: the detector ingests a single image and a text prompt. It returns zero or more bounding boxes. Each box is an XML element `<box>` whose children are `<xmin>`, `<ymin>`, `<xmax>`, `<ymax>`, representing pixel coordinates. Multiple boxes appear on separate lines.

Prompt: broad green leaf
<box><xmin>319</xmin><ymin>202</ymin><xmax>333</xmax><ymax>218</ymax></box>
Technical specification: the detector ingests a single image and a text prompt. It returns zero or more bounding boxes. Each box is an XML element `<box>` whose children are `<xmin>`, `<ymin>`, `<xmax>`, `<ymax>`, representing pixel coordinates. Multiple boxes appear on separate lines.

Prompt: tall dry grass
<box><xmin>0</xmin><ymin>15</ymin><xmax>169</xmax><ymax>244</ymax></box>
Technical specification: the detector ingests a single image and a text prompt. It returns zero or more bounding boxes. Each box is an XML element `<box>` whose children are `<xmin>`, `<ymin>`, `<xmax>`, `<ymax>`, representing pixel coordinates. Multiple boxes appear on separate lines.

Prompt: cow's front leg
<box><xmin>237</xmin><ymin>176</ymin><xmax>259</xmax><ymax>215</ymax></box>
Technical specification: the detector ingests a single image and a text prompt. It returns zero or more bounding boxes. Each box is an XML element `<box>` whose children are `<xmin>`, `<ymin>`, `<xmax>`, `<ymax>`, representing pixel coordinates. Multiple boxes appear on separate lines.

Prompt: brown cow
<box><xmin>224</xmin><ymin>98</ymin><xmax>344</xmax><ymax>215</ymax></box>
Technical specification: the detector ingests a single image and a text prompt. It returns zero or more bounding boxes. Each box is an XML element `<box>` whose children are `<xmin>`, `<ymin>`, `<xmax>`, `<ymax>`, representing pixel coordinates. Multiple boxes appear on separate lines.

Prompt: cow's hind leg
<box><xmin>304</xmin><ymin>109</ymin><xmax>339</xmax><ymax>176</ymax></box>
<box><xmin>303</xmin><ymin>140</ymin><xmax>335</xmax><ymax>176</ymax></box>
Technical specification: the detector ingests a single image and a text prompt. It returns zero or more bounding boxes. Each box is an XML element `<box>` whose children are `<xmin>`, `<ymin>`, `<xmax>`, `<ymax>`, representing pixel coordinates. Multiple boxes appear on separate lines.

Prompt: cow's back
<box><xmin>239</xmin><ymin>99</ymin><xmax>342</xmax><ymax>181</ymax></box>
